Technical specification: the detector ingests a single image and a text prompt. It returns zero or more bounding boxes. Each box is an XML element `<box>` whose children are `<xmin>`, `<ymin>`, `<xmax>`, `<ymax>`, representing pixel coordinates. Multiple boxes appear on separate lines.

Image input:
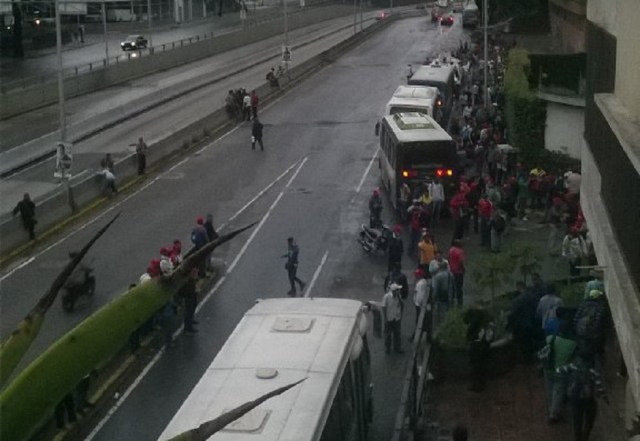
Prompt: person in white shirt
<box><xmin>101</xmin><ymin>167</ymin><xmax>117</xmax><ymax>195</ymax></box>
<box><xmin>412</xmin><ymin>268</ymin><xmax>431</xmax><ymax>340</ymax></box>
<box><xmin>159</xmin><ymin>247</ymin><xmax>174</xmax><ymax>276</ymax></box>
<box><xmin>382</xmin><ymin>283</ymin><xmax>404</xmax><ymax>354</ymax></box>
<box><xmin>242</xmin><ymin>93</ymin><xmax>251</xmax><ymax>121</ymax></box>
<box><xmin>428</xmin><ymin>178</ymin><xmax>445</xmax><ymax>227</ymax></box>
<box><xmin>562</xmin><ymin>228</ymin><xmax>587</xmax><ymax>277</ymax></box>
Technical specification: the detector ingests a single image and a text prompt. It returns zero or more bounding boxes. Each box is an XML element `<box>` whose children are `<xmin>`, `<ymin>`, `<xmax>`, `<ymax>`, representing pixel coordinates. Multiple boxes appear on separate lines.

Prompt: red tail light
<box><xmin>435</xmin><ymin>169</ymin><xmax>454</xmax><ymax>177</ymax></box>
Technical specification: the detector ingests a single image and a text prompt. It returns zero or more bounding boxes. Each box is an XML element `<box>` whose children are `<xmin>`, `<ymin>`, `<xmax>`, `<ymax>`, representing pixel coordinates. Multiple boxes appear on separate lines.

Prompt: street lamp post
<box><xmin>102</xmin><ymin>1</ymin><xmax>109</xmax><ymax>65</ymax></box>
<box><xmin>283</xmin><ymin>0</ymin><xmax>289</xmax><ymax>46</ymax></box>
<box><xmin>147</xmin><ymin>0</ymin><xmax>153</xmax><ymax>49</ymax></box>
<box><xmin>54</xmin><ymin>0</ymin><xmax>77</xmax><ymax>212</ymax></box>
<box><xmin>483</xmin><ymin>0</ymin><xmax>489</xmax><ymax>107</ymax></box>
<box><xmin>353</xmin><ymin>0</ymin><xmax>356</xmax><ymax>34</ymax></box>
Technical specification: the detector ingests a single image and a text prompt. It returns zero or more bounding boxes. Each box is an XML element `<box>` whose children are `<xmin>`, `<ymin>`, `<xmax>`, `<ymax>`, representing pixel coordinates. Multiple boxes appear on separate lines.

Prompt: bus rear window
<box><xmin>402</xmin><ymin>141</ymin><xmax>456</xmax><ymax>167</ymax></box>
<box><xmin>390</xmin><ymin>106</ymin><xmax>431</xmax><ymax>115</ymax></box>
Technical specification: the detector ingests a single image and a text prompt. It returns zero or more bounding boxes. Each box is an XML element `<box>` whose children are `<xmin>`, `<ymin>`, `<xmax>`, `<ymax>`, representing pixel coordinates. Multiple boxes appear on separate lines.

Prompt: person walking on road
<box><xmin>282</xmin><ymin>237</ymin><xmax>305</xmax><ymax>296</ymax></box>
<box><xmin>251</xmin><ymin>118</ymin><xmax>264</xmax><ymax>151</ymax></box>
<box><xmin>100</xmin><ymin>166</ymin><xmax>118</xmax><ymax>195</ymax></box>
<box><xmin>383</xmin><ymin>283</ymin><xmax>404</xmax><ymax>354</ymax></box>
<box><xmin>448</xmin><ymin>239</ymin><xmax>466</xmax><ymax>307</ymax></box>
<box><xmin>250</xmin><ymin>90</ymin><xmax>259</xmax><ymax>120</ymax></box>
<box><xmin>179</xmin><ymin>268</ymin><xmax>199</xmax><ymax>334</ymax></box>
<box><xmin>100</xmin><ymin>153</ymin><xmax>115</xmax><ymax>172</ymax></box>
<box><xmin>133</xmin><ymin>137</ymin><xmax>148</xmax><ymax>175</ymax></box>
<box><xmin>191</xmin><ymin>216</ymin><xmax>209</xmax><ymax>277</ymax></box>
<box><xmin>13</xmin><ymin>193</ymin><xmax>37</xmax><ymax>240</ymax></box>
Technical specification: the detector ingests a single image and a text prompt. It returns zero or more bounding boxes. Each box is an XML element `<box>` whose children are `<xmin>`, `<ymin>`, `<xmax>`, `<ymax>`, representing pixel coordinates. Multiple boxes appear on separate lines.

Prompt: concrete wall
<box><xmin>0</xmin><ymin>5</ymin><xmax>355</xmax><ymax>119</ymax></box>
<box><xmin>548</xmin><ymin>0</ymin><xmax>586</xmax><ymax>53</ymax></box>
<box><xmin>544</xmin><ymin>101</ymin><xmax>584</xmax><ymax>160</ymax></box>
<box><xmin>0</xmin><ymin>13</ymin><xmax>397</xmax><ymax>256</ymax></box>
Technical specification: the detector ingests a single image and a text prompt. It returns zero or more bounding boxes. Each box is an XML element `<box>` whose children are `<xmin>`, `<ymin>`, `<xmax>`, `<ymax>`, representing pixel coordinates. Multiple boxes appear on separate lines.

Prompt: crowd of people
<box><xmin>224</xmin><ymin>88</ymin><xmax>259</xmax><ymax>122</ymax></box>
<box><xmin>374</xmin><ymin>31</ymin><xmax>612</xmax><ymax>441</ymax></box>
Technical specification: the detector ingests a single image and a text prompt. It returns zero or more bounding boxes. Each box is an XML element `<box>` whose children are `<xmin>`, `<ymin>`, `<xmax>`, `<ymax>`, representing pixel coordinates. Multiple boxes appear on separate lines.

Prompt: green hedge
<box><xmin>504</xmin><ymin>48</ymin><xmax>547</xmax><ymax>166</ymax></box>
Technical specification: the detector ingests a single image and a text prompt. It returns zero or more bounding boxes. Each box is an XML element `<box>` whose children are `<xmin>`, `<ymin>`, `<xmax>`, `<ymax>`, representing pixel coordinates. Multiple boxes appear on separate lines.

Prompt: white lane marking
<box><xmin>85</xmin><ymin>192</ymin><xmax>287</xmax><ymax>441</ymax></box>
<box><xmin>222</xmin><ymin>159</ymin><xmax>301</xmax><ymax>227</ymax></box>
<box><xmin>304</xmin><ymin>250</ymin><xmax>328</xmax><ymax>298</ymax></box>
<box><xmin>226</xmin><ymin>191</ymin><xmax>284</xmax><ymax>275</ymax></box>
<box><xmin>285</xmin><ymin>156</ymin><xmax>308</xmax><ymax>188</ymax></box>
<box><xmin>0</xmin><ymin>127</ymin><xmax>290</xmax><ymax>282</ymax></box>
<box><xmin>1</xmin><ymin>257</ymin><xmax>35</xmax><ymax>280</ymax></box>
<box><xmin>356</xmin><ymin>150</ymin><xmax>378</xmax><ymax>194</ymax></box>
<box><xmin>85</xmin><ymin>349</ymin><xmax>164</xmax><ymax>441</ymax></box>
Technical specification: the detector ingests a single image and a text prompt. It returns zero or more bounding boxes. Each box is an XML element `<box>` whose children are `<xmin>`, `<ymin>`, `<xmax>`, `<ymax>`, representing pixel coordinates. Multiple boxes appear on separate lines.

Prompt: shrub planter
<box><xmin>432</xmin><ymin>338</ymin><xmax>516</xmax><ymax>381</ymax></box>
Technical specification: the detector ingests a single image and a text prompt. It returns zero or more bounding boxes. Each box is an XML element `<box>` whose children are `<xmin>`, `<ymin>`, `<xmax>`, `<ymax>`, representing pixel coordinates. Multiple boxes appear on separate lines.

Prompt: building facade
<box><xmin>582</xmin><ymin>0</ymin><xmax>640</xmax><ymax>435</ymax></box>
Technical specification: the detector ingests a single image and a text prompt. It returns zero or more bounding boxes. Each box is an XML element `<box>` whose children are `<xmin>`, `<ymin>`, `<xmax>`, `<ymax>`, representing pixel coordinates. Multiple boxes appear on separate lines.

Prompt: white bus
<box><xmin>158</xmin><ymin>298</ymin><xmax>372</xmax><ymax>441</ymax></box>
<box><xmin>384</xmin><ymin>85</ymin><xmax>442</xmax><ymax>121</ymax></box>
<box><xmin>407</xmin><ymin>63</ymin><xmax>456</xmax><ymax>127</ymax></box>
<box><xmin>378</xmin><ymin>112</ymin><xmax>457</xmax><ymax>208</ymax></box>
<box><xmin>462</xmin><ymin>1</ymin><xmax>479</xmax><ymax>28</ymax></box>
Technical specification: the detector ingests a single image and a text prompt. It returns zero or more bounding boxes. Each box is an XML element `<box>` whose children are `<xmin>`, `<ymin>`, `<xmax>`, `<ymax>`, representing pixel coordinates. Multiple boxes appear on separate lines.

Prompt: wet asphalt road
<box><xmin>0</xmin><ymin>14</ymin><xmax>466</xmax><ymax>441</ymax></box>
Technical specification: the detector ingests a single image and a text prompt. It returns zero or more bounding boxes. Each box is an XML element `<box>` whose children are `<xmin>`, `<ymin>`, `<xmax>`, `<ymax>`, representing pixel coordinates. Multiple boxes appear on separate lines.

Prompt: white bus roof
<box><xmin>158</xmin><ymin>297</ymin><xmax>364</xmax><ymax>441</ymax></box>
<box><xmin>408</xmin><ymin>64</ymin><xmax>455</xmax><ymax>86</ymax></box>
<box><xmin>463</xmin><ymin>1</ymin><xmax>478</xmax><ymax>12</ymax></box>
<box><xmin>383</xmin><ymin>112</ymin><xmax>452</xmax><ymax>143</ymax></box>
<box><xmin>392</xmin><ymin>85</ymin><xmax>438</xmax><ymax>100</ymax></box>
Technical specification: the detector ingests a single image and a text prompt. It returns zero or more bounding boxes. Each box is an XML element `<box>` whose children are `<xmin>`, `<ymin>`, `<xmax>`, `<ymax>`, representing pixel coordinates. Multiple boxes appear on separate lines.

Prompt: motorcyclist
<box><xmin>369</xmin><ymin>188</ymin><xmax>383</xmax><ymax>228</ymax></box>
<box><xmin>65</xmin><ymin>252</ymin><xmax>92</xmax><ymax>292</ymax></box>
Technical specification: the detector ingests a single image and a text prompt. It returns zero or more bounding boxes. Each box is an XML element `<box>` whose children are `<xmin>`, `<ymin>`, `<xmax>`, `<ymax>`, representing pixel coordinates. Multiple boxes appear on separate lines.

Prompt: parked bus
<box><xmin>462</xmin><ymin>1</ymin><xmax>479</xmax><ymax>28</ymax></box>
<box><xmin>158</xmin><ymin>297</ymin><xmax>372</xmax><ymax>441</ymax></box>
<box><xmin>378</xmin><ymin>112</ymin><xmax>457</xmax><ymax>208</ymax></box>
<box><xmin>407</xmin><ymin>63</ymin><xmax>456</xmax><ymax>127</ymax></box>
<box><xmin>384</xmin><ymin>85</ymin><xmax>442</xmax><ymax>121</ymax></box>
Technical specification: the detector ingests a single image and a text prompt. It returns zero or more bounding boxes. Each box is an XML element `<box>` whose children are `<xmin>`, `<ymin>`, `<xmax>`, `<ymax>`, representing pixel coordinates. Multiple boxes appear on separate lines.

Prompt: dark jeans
<box><xmin>251</xmin><ymin>106</ymin><xmax>258</xmax><ymax>119</ymax></box>
<box><xmin>22</xmin><ymin>218</ymin><xmax>36</xmax><ymax>240</ymax></box>
<box><xmin>480</xmin><ymin>217</ymin><xmax>490</xmax><ymax>246</ymax></box>
<box><xmin>137</xmin><ymin>153</ymin><xmax>146</xmax><ymax>175</ymax></box>
<box><xmin>252</xmin><ymin>136</ymin><xmax>264</xmax><ymax>151</ymax></box>
<box><xmin>184</xmin><ymin>293</ymin><xmax>197</xmax><ymax>330</ymax></box>
<box><xmin>453</xmin><ymin>273</ymin><xmax>464</xmax><ymax>307</ymax></box>
<box><xmin>385</xmin><ymin>319</ymin><xmax>402</xmax><ymax>353</ymax></box>
<box><xmin>55</xmin><ymin>393</ymin><xmax>77</xmax><ymax>428</ymax></box>
<box><xmin>287</xmin><ymin>265</ymin><xmax>304</xmax><ymax>295</ymax></box>
<box><xmin>571</xmin><ymin>397</ymin><xmax>597</xmax><ymax>441</ymax></box>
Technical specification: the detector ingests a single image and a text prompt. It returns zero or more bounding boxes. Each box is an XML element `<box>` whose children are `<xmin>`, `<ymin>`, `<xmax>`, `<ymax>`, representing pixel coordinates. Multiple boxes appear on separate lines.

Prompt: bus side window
<box><xmin>320</xmin><ymin>366</ymin><xmax>356</xmax><ymax>441</ymax></box>
<box><xmin>389</xmin><ymin>140</ymin><xmax>396</xmax><ymax>169</ymax></box>
<box><xmin>375</xmin><ymin>121</ymin><xmax>380</xmax><ymax>136</ymax></box>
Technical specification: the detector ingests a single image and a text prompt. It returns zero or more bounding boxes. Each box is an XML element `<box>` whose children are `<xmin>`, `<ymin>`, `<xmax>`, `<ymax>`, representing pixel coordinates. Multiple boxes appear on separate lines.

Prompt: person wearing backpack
<box><xmin>490</xmin><ymin>209</ymin><xmax>507</xmax><ymax>253</ymax></box>
<box><xmin>431</xmin><ymin>261</ymin><xmax>455</xmax><ymax>324</ymax></box>
<box><xmin>536</xmin><ymin>285</ymin><xmax>564</xmax><ymax>336</ymax></box>
<box><xmin>573</xmin><ymin>289</ymin><xmax>607</xmax><ymax>362</ymax></box>
<box><xmin>557</xmin><ymin>351</ymin><xmax>608</xmax><ymax>441</ymax></box>
<box><xmin>540</xmin><ymin>314</ymin><xmax>577</xmax><ymax>423</ymax></box>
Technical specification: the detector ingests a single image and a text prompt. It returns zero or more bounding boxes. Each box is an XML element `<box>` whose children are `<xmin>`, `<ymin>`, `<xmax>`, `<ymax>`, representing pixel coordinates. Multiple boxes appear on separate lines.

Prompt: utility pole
<box><xmin>147</xmin><ymin>0</ymin><xmax>153</xmax><ymax>49</ymax></box>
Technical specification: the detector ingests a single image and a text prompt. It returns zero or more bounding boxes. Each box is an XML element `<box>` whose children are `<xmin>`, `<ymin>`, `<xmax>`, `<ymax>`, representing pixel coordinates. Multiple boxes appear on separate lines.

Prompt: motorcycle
<box><xmin>358</xmin><ymin>223</ymin><xmax>391</xmax><ymax>253</ymax></box>
<box><xmin>61</xmin><ymin>260</ymin><xmax>96</xmax><ymax>312</ymax></box>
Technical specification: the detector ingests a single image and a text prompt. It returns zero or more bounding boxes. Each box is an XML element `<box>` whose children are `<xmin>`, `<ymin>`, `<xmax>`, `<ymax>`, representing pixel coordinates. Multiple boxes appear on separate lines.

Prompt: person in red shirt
<box><xmin>448</xmin><ymin>239</ymin><xmax>466</xmax><ymax>307</ymax></box>
<box><xmin>478</xmin><ymin>193</ymin><xmax>493</xmax><ymax>247</ymax></box>
<box><xmin>250</xmin><ymin>90</ymin><xmax>259</xmax><ymax>120</ymax></box>
<box><xmin>450</xmin><ymin>192</ymin><xmax>468</xmax><ymax>241</ymax></box>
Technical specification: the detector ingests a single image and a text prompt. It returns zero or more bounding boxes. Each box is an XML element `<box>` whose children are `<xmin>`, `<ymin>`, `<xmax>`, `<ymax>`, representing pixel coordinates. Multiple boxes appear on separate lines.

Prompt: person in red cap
<box><xmin>170</xmin><ymin>240</ymin><xmax>183</xmax><ymax>267</ymax></box>
<box><xmin>369</xmin><ymin>188</ymin><xmax>383</xmax><ymax>228</ymax></box>
<box><xmin>159</xmin><ymin>247</ymin><xmax>174</xmax><ymax>276</ymax></box>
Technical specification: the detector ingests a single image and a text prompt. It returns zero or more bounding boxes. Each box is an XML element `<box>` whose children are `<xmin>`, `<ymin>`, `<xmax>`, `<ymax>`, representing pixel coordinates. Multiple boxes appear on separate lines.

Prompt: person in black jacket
<box><xmin>387</xmin><ymin>225</ymin><xmax>404</xmax><ymax>272</ymax></box>
<box><xmin>251</xmin><ymin>118</ymin><xmax>264</xmax><ymax>151</ymax></box>
<box><xmin>13</xmin><ymin>193</ymin><xmax>36</xmax><ymax>240</ymax></box>
<box><xmin>179</xmin><ymin>269</ymin><xmax>199</xmax><ymax>334</ymax></box>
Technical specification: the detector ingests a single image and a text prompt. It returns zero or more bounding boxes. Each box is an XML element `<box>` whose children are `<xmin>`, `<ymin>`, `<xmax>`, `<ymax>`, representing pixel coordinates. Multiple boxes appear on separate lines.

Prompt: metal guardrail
<box><xmin>0</xmin><ymin>0</ymin><xmax>338</xmax><ymax>95</ymax></box>
<box><xmin>390</xmin><ymin>306</ymin><xmax>433</xmax><ymax>441</ymax></box>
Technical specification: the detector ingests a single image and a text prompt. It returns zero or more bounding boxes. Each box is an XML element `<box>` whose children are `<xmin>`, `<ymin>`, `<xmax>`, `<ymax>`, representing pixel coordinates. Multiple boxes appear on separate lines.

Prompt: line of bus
<box><xmin>377</xmin><ymin>112</ymin><xmax>457</xmax><ymax>208</ymax></box>
<box><xmin>407</xmin><ymin>63</ymin><xmax>456</xmax><ymax>128</ymax></box>
<box><xmin>158</xmin><ymin>297</ymin><xmax>372</xmax><ymax>441</ymax></box>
